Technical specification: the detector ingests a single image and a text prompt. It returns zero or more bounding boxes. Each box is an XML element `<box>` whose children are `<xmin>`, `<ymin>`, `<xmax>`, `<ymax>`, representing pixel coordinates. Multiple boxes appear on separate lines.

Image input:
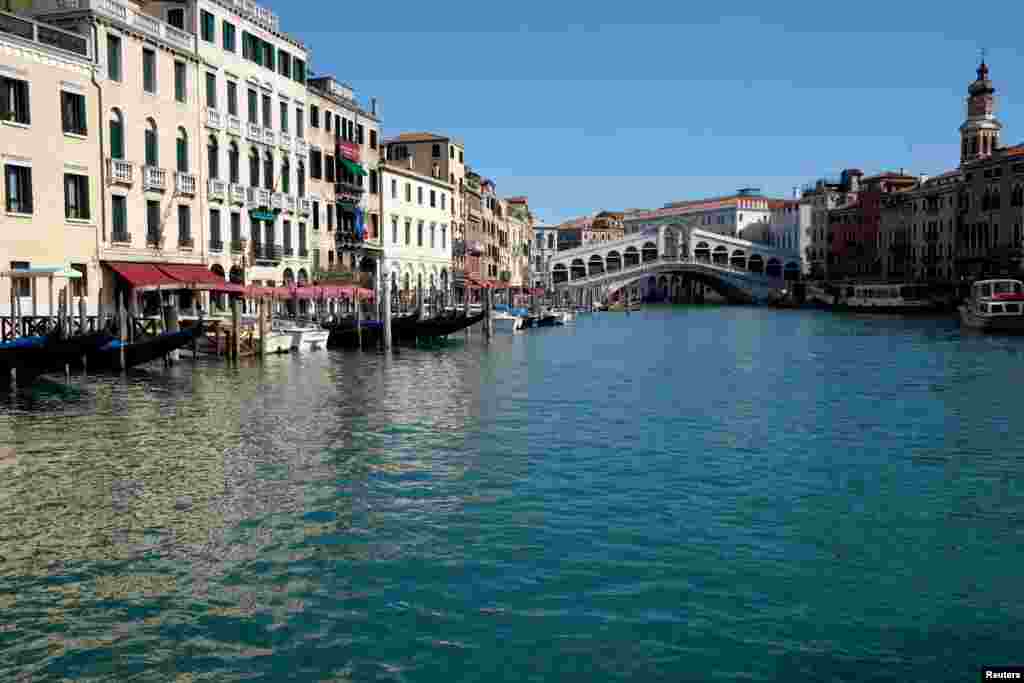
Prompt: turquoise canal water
<box><xmin>1</xmin><ymin>306</ymin><xmax>1023</xmax><ymax>681</ymax></box>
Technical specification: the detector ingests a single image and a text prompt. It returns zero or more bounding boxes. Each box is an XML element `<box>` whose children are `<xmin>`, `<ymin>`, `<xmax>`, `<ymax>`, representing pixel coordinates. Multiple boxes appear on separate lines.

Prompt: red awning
<box><xmin>157</xmin><ymin>264</ymin><xmax>226</xmax><ymax>290</ymax></box>
<box><xmin>528</xmin><ymin>287</ymin><xmax>545</xmax><ymax>296</ymax></box>
<box><xmin>215</xmin><ymin>283</ymin><xmax>246</xmax><ymax>294</ymax></box>
<box><xmin>464</xmin><ymin>274</ymin><xmax>487</xmax><ymax>289</ymax></box>
<box><xmin>355</xmin><ymin>287</ymin><xmax>374</xmax><ymax>301</ymax></box>
<box><xmin>105</xmin><ymin>262</ymin><xmax>180</xmax><ymax>290</ymax></box>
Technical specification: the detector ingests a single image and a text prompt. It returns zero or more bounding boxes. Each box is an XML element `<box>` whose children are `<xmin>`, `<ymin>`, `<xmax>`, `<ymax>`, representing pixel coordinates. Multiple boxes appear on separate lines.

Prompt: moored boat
<box><xmin>275</xmin><ymin>320</ymin><xmax>330</xmax><ymax>352</ymax></box>
<box><xmin>74</xmin><ymin>324</ymin><xmax>207</xmax><ymax>371</ymax></box>
<box><xmin>958</xmin><ymin>279</ymin><xmax>1024</xmax><ymax>333</ymax></box>
<box><xmin>821</xmin><ymin>283</ymin><xmax>944</xmax><ymax>314</ymax></box>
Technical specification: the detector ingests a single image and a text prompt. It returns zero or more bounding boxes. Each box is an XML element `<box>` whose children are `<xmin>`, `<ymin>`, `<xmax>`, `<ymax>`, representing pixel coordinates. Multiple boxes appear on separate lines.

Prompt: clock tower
<box><xmin>960</xmin><ymin>58</ymin><xmax>1002</xmax><ymax>165</ymax></box>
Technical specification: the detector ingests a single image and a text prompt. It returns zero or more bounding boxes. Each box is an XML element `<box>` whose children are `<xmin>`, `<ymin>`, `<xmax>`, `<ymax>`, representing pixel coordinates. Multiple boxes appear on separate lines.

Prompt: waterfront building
<box><xmin>879</xmin><ymin>171</ymin><xmax>961</xmax><ymax>282</ymax></box>
<box><xmin>480</xmin><ymin>178</ymin><xmax>500</xmax><ymax>281</ymax></box>
<box><xmin>827</xmin><ymin>172</ymin><xmax>917</xmax><ymax>280</ymax></box>
<box><xmin>0</xmin><ymin>10</ymin><xmax>100</xmax><ymax>314</ymax></box>
<box><xmin>503</xmin><ymin>197</ymin><xmax>532</xmax><ymax>287</ymax></box>
<box><xmin>531</xmin><ymin>224</ymin><xmax>559</xmax><ymax>289</ymax></box>
<box><xmin>379</xmin><ymin>161</ymin><xmax>453</xmax><ymax>307</ymax></box>
<box><xmin>800</xmin><ymin>171</ymin><xmax>860</xmax><ymax>280</ymax></box>
<box><xmin>307</xmin><ymin>75</ymin><xmax>382</xmax><ymax>287</ymax></box>
<box><xmin>624</xmin><ymin>189</ymin><xmax>773</xmax><ymax>241</ymax></box>
<box><xmin>592</xmin><ymin>211</ymin><xmax>625</xmax><ymax>242</ymax></box>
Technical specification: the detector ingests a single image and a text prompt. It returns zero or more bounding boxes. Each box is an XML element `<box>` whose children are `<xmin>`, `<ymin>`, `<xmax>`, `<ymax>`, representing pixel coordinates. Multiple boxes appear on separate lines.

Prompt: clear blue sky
<box><xmin>266</xmin><ymin>0</ymin><xmax>1023</xmax><ymax>225</ymax></box>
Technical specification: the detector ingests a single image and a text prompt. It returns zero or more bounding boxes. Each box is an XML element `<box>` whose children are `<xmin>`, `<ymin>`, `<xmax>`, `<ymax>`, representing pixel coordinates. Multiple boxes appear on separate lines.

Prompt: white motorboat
<box><xmin>959</xmin><ymin>279</ymin><xmax>1024</xmax><ymax>332</ymax></box>
<box><xmin>261</xmin><ymin>330</ymin><xmax>294</xmax><ymax>354</ymax></box>
<box><xmin>550</xmin><ymin>307</ymin><xmax>575</xmax><ymax>323</ymax></box>
<box><xmin>274</xmin><ymin>320</ymin><xmax>330</xmax><ymax>351</ymax></box>
<box><xmin>492</xmin><ymin>310</ymin><xmax>525</xmax><ymax>332</ymax></box>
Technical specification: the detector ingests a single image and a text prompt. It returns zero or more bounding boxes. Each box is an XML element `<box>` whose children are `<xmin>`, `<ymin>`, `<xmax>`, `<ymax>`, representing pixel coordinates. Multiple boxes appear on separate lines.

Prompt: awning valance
<box><xmin>339</xmin><ymin>158</ymin><xmax>367</xmax><ymax>177</ymax></box>
<box><xmin>105</xmin><ymin>262</ymin><xmax>180</xmax><ymax>290</ymax></box>
<box><xmin>157</xmin><ymin>264</ymin><xmax>226</xmax><ymax>290</ymax></box>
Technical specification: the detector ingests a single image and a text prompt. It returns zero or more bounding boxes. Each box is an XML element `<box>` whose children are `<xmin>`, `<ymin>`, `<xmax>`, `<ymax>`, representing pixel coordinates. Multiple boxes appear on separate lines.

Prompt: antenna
<box><xmin>980</xmin><ymin>47</ymin><xmax>987</xmax><ymax>64</ymax></box>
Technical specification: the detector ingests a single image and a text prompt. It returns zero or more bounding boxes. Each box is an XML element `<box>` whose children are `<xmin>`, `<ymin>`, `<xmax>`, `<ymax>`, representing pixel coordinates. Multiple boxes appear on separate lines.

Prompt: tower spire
<box><xmin>960</xmin><ymin>52</ymin><xmax>1001</xmax><ymax>166</ymax></box>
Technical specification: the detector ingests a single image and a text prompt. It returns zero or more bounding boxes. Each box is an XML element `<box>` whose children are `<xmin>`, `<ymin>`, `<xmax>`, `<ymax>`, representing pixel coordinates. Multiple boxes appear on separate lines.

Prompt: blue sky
<box><xmin>267</xmin><ymin>0</ymin><xmax>1024</xmax><ymax>225</ymax></box>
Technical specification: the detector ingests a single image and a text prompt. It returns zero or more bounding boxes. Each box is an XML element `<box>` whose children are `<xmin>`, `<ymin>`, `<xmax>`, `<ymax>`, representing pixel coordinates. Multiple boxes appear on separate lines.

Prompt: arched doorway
<box><xmin>588</xmin><ymin>255</ymin><xmax>604</xmax><ymax>277</ymax></box>
<box><xmin>694</xmin><ymin>242</ymin><xmax>710</xmax><ymax>262</ymax></box>
<box><xmin>606</xmin><ymin>251</ymin><xmax>622</xmax><ymax>273</ymax></box>
<box><xmin>766</xmin><ymin>258</ymin><xmax>782</xmax><ymax>278</ymax></box>
<box><xmin>730</xmin><ymin>249</ymin><xmax>746</xmax><ymax>270</ymax></box>
<box><xmin>747</xmin><ymin>255</ymin><xmax>764</xmax><ymax>274</ymax></box>
<box><xmin>713</xmin><ymin>246</ymin><xmax>728</xmax><ymax>266</ymax></box>
<box><xmin>641</xmin><ymin>242</ymin><xmax>658</xmax><ymax>263</ymax></box>
<box><xmin>552</xmin><ymin>264</ymin><xmax>569</xmax><ymax>284</ymax></box>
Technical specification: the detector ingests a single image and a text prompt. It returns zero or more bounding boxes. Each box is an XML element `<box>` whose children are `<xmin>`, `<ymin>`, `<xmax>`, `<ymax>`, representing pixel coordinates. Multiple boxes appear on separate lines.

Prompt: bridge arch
<box><xmin>642</xmin><ymin>241</ymin><xmax>658</xmax><ymax>263</ymax></box>
<box><xmin>784</xmin><ymin>262</ymin><xmax>800</xmax><ymax>281</ymax></box>
<box><xmin>747</xmin><ymin>254</ymin><xmax>764</xmax><ymax>274</ymax></box>
<box><xmin>571</xmin><ymin>259</ymin><xmax>587</xmax><ymax>281</ymax></box>
<box><xmin>553</xmin><ymin>263</ymin><xmax>568</xmax><ymax>284</ymax></box>
<box><xmin>712</xmin><ymin>245</ymin><xmax>728</xmax><ymax>266</ymax></box>
<box><xmin>695</xmin><ymin>242</ymin><xmax>710</xmax><ymax>263</ymax></box>
<box><xmin>730</xmin><ymin>249</ymin><xmax>746</xmax><ymax>270</ymax></box>
<box><xmin>766</xmin><ymin>258</ymin><xmax>782</xmax><ymax>278</ymax></box>
<box><xmin>606</xmin><ymin>251</ymin><xmax>621</xmax><ymax>273</ymax></box>
<box><xmin>588</xmin><ymin>254</ymin><xmax>605</xmax><ymax>277</ymax></box>
<box><xmin>624</xmin><ymin>246</ymin><xmax>640</xmax><ymax>267</ymax></box>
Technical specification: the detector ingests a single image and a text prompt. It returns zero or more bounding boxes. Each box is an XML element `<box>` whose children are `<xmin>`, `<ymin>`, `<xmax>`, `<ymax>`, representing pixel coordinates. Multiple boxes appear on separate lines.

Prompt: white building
<box><xmin>531</xmin><ymin>225</ymin><xmax>559</xmax><ymax>289</ymax></box>
<box><xmin>380</xmin><ymin>162</ymin><xmax>453</xmax><ymax>307</ymax></box>
<box><xmin>625</xmin><ymin>188</ymin><xmax>772</xmax><ymax>240</ymax></box>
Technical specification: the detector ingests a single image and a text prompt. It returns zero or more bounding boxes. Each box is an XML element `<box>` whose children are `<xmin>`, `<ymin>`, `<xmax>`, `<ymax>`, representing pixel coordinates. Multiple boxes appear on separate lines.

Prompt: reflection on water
<box><xmin>1</xmin><ymin>309</ymin><xmax>1023</xmax><ymax>681</ymax></box>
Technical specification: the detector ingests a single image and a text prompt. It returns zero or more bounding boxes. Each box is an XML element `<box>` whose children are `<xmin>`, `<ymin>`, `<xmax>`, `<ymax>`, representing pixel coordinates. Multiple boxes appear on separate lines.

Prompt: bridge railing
<box><xmin>554</xmin><ymin>255</ymin><xmax>789</xmax><ymax>288</ymax></box>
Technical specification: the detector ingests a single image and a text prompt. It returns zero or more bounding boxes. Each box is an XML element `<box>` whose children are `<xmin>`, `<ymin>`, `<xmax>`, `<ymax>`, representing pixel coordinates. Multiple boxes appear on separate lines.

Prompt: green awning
<box><xmin>339</xmin><ymin>158</ymin><xmax>367</xmax><ymax>177</ymax></box>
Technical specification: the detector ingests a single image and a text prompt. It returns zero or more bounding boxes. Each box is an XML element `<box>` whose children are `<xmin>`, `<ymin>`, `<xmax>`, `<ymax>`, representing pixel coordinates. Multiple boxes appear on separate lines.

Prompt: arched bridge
<box><xmin>548</xmin><ymin>226</ymin><xmax>801</xmax><ymax>304</ymax></box>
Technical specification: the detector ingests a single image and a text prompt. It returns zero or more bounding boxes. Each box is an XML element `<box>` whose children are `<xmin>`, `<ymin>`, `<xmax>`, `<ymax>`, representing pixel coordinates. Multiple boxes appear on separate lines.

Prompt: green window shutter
<box><xmin>177</xmin><ymin>137</ymin><xmax>188</xmax><ymax>173</ymax></box>
<box><xmin>109</xmin><ymin>120</ymin><xmax>123</xmax><ymax>159</ymax></box>
<box><xmin>145</xmin><ymin>130</ymin><xmax>157</xmax><ymax>167</ymax></box>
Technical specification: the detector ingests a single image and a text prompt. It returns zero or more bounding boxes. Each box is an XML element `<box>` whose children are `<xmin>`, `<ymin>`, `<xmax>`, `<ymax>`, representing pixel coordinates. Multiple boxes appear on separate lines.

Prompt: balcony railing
<box><xmin>0</xmin><ymin>9</ymin><xmax>91</xmax><ymax>57</ymax></box>
<box><xmin>206</xmin><ymin>108</ymin><xmax>223</xmax><ymax>130</ymax></box>
<box><xmin>226</xmin><ymin>114</ymin><xmax>241</xmax><ymax>136</ymax></box>
<box><xmin>229</xmin><ymin>183</ymin><xmax>246</xmax><ymax>204</ymax></box>
<box><xmin>247</xmin><ymin>187</ymin><xmax>271</xmax><ymax>208</ymax></box>
<box><xmin>146</xmin><ymin>230</ymin><xmax>163</xmax><ymax>248</ymax></box>
<box><xmin>107</xmin><ymin>158</ymin><xmax>133</xmax><ymax>185</ymax></box>
<box><xmin>111</xmin><ymin>231</ymin><xmax>131</xmax><ymax>245</ymax></box>
<box><xmin>143</xmin><ymin>166</ymin><xmax>166</xmax><ymax>191</ymax></box>
<box><xmin>31</xmin><ymin>0</ymin><xmax>191</xmax><ymax>51</ymax></box>
<box><xmin>295</xmin><ymin>139</ymin><xmax>309</xmax><ymax>157</ymax></box>
<box><xmin>179</xmin><ymin>236</ymin><xmax>194</xmax><ymax>249</ymax></box>
<box><xmin>279</xmin><ymin>132</ymin><xmax>292</xmax><ymax>150</ymax></box>
<box><xmin>283</xmin><ymin>194</ymin><xmax>296</xmax><ymax>212</ymax></box>
<box><xmin>230</xmin><ymin>239</ymin><xmax>245</xmax><ymax>254</ymax></box>
<box><xmin>247</xmin><ymin>122</ymin><xmax>262</xmax><ymax>143</ymax></box>
<box><xmin>208</xmin><ymin>178</ymin><xmax>227</xmax><ymax>200</ymax></box>
<box><xmin>262</xmin><ymin>129</ymin><xmax>275</xmax><ymax>146</ymax></box>
<box><xmin>299</xmin><ymin>198</ymin><xmax>312</xmax><ymax>215</ymax></box>
<box><xmin>175</xmin><ymin>171</ymin><xmax>196</xmax><ymax>196</ymax></box>
<box><xmin>270</xmin><ymin>193</ymin><xmax>284</xmax><ymax>210</ymax></box>
<box><xmin>209</xmin><ymin>239</ymin><xmax>224</xmax><ymax>252</ymax></box>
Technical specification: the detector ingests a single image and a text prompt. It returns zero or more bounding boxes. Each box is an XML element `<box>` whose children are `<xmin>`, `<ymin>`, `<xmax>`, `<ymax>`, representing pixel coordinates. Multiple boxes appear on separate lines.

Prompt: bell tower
<box><xmin>960</xmin><ymin>55</ymin><xmax>1002</xmax><ymax>165</ymax></box>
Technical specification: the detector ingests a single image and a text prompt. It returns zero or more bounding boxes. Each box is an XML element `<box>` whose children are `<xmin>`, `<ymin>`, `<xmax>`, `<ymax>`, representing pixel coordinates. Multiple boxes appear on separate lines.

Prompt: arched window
<box><xmin>228</xmin><ymin>141</ymin><xmax>239</xmax><ymax>184</ymax></box>
<box><xmin>207</xmin><ymin>135</ymin><xmax>219</xmax><ymax>180</ymax></box>
<box><xmin>281</xmin><ymin>157</ymin><xmax>290</xmax><ymax>194</ymax></box>
<box><xmin>109</xmin><ymin>108</ymin><xmax>124</xmax><ymax>160</ymax></box>
<box><xmin>249</xmin><ymin>148</ymin><xmax>259</xmax><ymax>188</ymax></box>
<box><xmin>263</xmin><ymin>151</ymin><xmax>273</xmax><ymax>190</ymax></box>
<box><xmin>176</xmin><ymin>127</ymin><xmax>188</xmax><ymax>173</ymax></box>
<box><xmin>144</xmin><ymin>118</ymin><xmax>158</xmax><ymax>167</ymax></box>
<box><xmin>297</xmin><ymin>161</ymin><xmax>305</xmax><ymax>197</ymax></box>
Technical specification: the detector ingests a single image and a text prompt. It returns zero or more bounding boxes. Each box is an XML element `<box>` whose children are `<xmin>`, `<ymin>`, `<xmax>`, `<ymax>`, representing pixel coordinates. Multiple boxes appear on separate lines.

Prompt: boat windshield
<box><xmin>992</xmin><ymin>281</ymin><xmax>1023</xmax><ymax>295</ymax></box>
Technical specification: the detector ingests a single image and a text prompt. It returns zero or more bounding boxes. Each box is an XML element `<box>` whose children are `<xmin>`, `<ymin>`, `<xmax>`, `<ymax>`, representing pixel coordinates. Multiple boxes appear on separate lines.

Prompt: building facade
<box><xmin>625</xmin><ymin>189</ymin><xmax>773</xmax><ymax>241</ymax></box>
<box><xmin>1</xmin><ymin>10</ymin><xmax>101</xmax><ymax>314</ymax></box>
<box><xmin>379</xmin><ymin>163</ymin><xmax>453</xmax><ymax>307</ymax></box>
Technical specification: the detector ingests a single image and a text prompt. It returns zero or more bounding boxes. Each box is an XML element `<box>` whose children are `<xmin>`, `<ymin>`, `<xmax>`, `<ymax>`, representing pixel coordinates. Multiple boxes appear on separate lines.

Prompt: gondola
<box><xmin>1</xmin><ymin>331</ymin><xmax>116</xmax><ymax>387</ymax></box>
<box><xmin>72</xmin><ymin>323</ymin><xmax>206</xmax><ymax>372</ymax></box>
<box><xmin>412</xmin><ymin>311</ymin><xmax>486</xmax><ymax>338</ymax></box>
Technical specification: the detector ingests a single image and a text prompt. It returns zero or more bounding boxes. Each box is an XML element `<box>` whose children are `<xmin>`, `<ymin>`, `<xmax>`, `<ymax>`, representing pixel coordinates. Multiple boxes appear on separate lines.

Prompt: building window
<box><xmin>176</xmin><ymin>128</ymin><xmax>189</xmax><ymax>172</ymax></box>
<box><xmin>441</xmin><ymin>225</ymin><xmax>446</xmax><ymax>249</ymax></box>
<box><xmin>249</xmin><ymin>149</ymin><xmax>259</xmax><ymax>187</ymax></box>
<box><xmin>417</xmin><ymin>187</ymin><xmax>423</xmax><ymax>205</ymax></box>
<box><xmin>313</xmin><ymin>201</ymin><xmax>320</xmax><ymax>231</ymax></box>
<box><xmin>370</xmin><ymin>130</ymin><xmax>377</xmax><ymax>149</ymax></box>
<box><xmin>327</xmin><ymin>203</ymin><xmax>333</xmax><ymax>231</ymax></box>
<box><xmin>178</xmin><ymin>205</ymin><xmax>191</xmax><ymax>245</ymax></box>
<box><xmin>109</xmin><ymin>108</ymin><xmax>124</xmax><ymax>159</ymax></box>
<box><xmin>310</xmin><ymin>105</ymin><xmax>319</xmax><ymax>128</ymax></box>
<box><xmin>1</xmin><ymin>76</ymin><xmax>30</xmax><ymax>125</ymax></box>
<box><xmin>449</xmin><ymin>147</ymin><xmax>454</xmax><ymax>159</ymax></box>
<box><xmin>247</xmin><ymin>89</ymin><xmax>258</xmax><ymax>123</ymax></box>
<box><xmin>356</xmin><ymin>124</ymin><xmax>364</xmax><ymax>145</ymax></box>
<box><xmin>61</xmin><ymin>91</ymin><xmax>87</xmax><ymax>135</ymax></box>
<box><xmin>166</xmin><ymin>8</ymin><xmax>184</xmax><ymax>28</ymax></box>
<box><xmin>459</xmin><ymin>151</ymin><xmax>463</xmax><ymax>163</ymax></box>
<box><xmin>263</xmin><ymin>152</ymin><xmax>273</xmax><ymax>190</ymax></box>
<box><xmin>10</xmin><ymin>262</ymin><xmax>30</xmax><ymax>297</ymax></box>
<box><xmin>4</xmin><ymin>164</ymin><xmax>33</xmax><ymax>214</ymax></box>
<box><xmin>208</xmin><ymin>135</ymin><xmax>219</xmax><ymax>179</ymax></box>
<box><xmin>144</xmin><ymin>118</ymin><xmax>158</xmax><ymax>167</ymax></box>
<box><xmin>262</xmin><ymin>94</ymin><xmax>271</xmax><ymax>128</ymax></box>
<box><xmin>174</xmin><ymin>61</ymin><xmax>186</xmax><ymax>103</ymax></box>
<box><xmin>228</xmin><ymin>142</ymin><xmax>239</xmax><ymax>183</ymax></box>
<box><xmin>441</xmin><ymin>194</ymin><xmax>446</xmax><ymax>210</ymax></box>
<box><xmin>200</xmin><ymin>10</ymin><xmax>215</xmax><ymax>42</ymax></box>
<box><xmin>279</xmin><ymin>101</ymin><xmax>288</xmax><ymax>133</ymax></box>
<box><xmin>111</xmin><ymin>195</ymin><xmax>127</xmax><ymax>241</ymax></box>
<box><xmin>432</xmin><ymin>143</ymin><xmax>440</xmax><ymax>158</ymax></box>
<box><xmin>230</xmin><ymin>212</ymin><xmax>241</xmax><ymax>243</ymax></box>
<box><xmin>325</xmin><ymin>111</ymin><xmax>331</xmax><ymax>132</ymax></box>
<box><xmin>210</xmin><ymin>208</ymin><xmax>221</xmax><ymax>244</ymax></box>
<box><xmin>281</xmin><ymin>158</ymin><xmax>290</xmax><ymax>194</ymax></box>
<box><xmin>295</xmin><ymin>107</ymin><xmax>304</xmax><ymax>138</ymax></box>
<box><xmin>369</xmin><ymin>170</ymin><xmax>378</xmax><ymax>194</ymax></box>
<box><xmin>405</xmin><ymin>183</ymin><xmax>411</xmax><ymax>202</ymax></box>
<box><xmin>283</xmin><ymin>220</ymin><xmax>291</xmax><ymax>253</ymax></box>
<box><xmin>107</xmin><ymin>33</ymin><xmax>122</xmax><ymax>82</ymax></box>
<box><xmin>417</xmin><ymin>220</ymin><xmax>424</xmax><ymax>246</ymax></box>
<box><xmin>392</xmin><ymin>216</ymin><xmax>398</xmax><ymax>243</ymax></box>
<box><xmin>324</xmin><ymin>155</ymin><xmax>335</xmax><ymax>183</ymax></box>
<box><xmin>205</xmin><ymin>72</ymin><xmax>217</xmax><ymax>108</ymax></box>
<box><xmin>278</xmin><ymin>49</ymin><xmax>291</xmax><ymax>79</ymax></box>
<box><xmin>222</xmin><ymin>21</ymin><xmax>236</xmax><ymax>52</ymax></box>
<box><xmin>297</xmin><ymin>162</ymin><xmax>305</xmax><ymax>197</ymax></box>
<box><xmin>391</xmin><ymin>179</ymin><xmax>397</xmax><ymax>199</ymax></box>
<box><xmin>293</xmin><ymin>59</ymin><xmax>306</xmax><ymax>85</ymax></box>
<box><xmin>146</xmin><ymin>199</ymin><xmax>161</xmax><ymax>243</ymax></box>
<box><xmin>430</xmin><ymin>223</ymin><xmax>435</xmax><ymax>248</ymax></box>
<box><xmin>430</xmin><ymin>190</ymin><xmax>436</xmax><ymax>208</ymax></box>
<box><xmin>64</xmin><ymin>174</ymin><xmax>89</xmax><ymax>220</ymax></box>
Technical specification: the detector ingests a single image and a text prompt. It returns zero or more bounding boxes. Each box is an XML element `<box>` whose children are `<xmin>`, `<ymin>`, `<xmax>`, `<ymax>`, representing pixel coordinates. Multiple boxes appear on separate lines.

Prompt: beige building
<box><xmin>1</xmin><ymin>10</ymin><xmax>101</xmax><ymax>315</ymax></box>
<box><xmin>379</xmin><ymin>162</ymin><xmax>453</xmax><ymax>306</ymax></box>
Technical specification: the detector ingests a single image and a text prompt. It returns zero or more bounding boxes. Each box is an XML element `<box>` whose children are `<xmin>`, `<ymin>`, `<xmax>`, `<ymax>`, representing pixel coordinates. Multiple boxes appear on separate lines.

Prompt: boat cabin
<box><xmin>842</xmin><ymin>284</ymin><xmax>929</xmax><ymax>303</ymax></box>
<box><xmin>970</xmin><ymin>279</ymin><xmax>1024</xmax><ymax>315</ymax></box>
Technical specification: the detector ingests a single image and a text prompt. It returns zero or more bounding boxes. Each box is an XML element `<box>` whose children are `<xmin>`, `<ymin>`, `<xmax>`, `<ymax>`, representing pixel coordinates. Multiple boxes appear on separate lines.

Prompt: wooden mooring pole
<box><xmin>231</xmin><ymin>298</ymin><xmax>241</xmax><ymax>361</ymax></box>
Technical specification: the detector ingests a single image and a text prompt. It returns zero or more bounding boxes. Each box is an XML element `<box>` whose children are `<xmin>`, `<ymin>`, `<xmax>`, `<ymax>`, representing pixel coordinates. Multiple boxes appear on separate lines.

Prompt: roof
<box><xmin>506</xmin><ymin>196</ymin><xmax>529</xmax><ymax>204</ymax></box>
<box><xmin>384</xmin><ymin>132</ymin><xmax>448</xmax><ymax>144</ymax></box>
<box><xmin>767</xmin><ymin>199</ymin><xmax>800</xmax><ymax>210</ymax></box>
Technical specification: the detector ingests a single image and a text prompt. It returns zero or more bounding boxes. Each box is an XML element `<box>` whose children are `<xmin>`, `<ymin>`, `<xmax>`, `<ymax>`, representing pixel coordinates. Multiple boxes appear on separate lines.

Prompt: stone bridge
<box><xmin>547</xmin><ymin>226</ymin><xmax>801</xmax><ymax>304</ymax></box>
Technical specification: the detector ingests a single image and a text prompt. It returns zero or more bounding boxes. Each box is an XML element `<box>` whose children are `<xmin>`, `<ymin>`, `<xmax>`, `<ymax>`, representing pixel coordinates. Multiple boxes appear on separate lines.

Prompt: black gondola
<box><xmin>1</xmin><ymin>331</ymin><xmax>116</xmax><ymax>387</ymax></box>
<box><xmin>412</xmin><ymin>311</ymin><xmax>486</xmax><ymax>339</ymax></box>
<box><xmin>71</xmin><ymin>323</ymin><xmax>206</xmax><ymax>372</ymax></box>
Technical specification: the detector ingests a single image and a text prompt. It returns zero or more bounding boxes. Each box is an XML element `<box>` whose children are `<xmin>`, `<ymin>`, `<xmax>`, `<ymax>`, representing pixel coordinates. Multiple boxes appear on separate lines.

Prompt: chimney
<box><xmin>371</xmin><ymin>97</ymin><xmax>377</xmax><ymax>116</ymax></box>
<box><xmin>408</xmin><ymin>153</ymin><xmax>414</xmax><ymax>170</ymax></box>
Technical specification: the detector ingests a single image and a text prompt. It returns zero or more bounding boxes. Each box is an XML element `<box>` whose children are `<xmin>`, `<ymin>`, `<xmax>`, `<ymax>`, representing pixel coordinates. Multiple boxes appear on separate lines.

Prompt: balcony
<box><xmin>175</xmin><ymin>171</ymin><xmax>196</xmax><ymax>196</ymax></box>
<box><xmin>209</xmin><ymin>239</ymin><xmax>224</xmax><ymax>253</ymax></box>
<box><xmin>111</xmin><ymin>231</ymin><xmax>131</xmax><ymax>245</ymax></box>
<box><xmin>270</xmin><ymin>193</ymin><xmax>284</xmax><ymax>210</ymax></box>
<box><xmin>206</xmin><ymin>108</ymin><xmax>223</xmax><ymax>130</ymax></box>
<box><xmin>253</xmin><ymin>243</ymin><xmax>283</xmax><ymax>263</ymax></box>
<box><xmin>32</xmin><ymin>0</ymin><xmax>192</xmax><ymax>51</ymax></box>
<box><xmin>284</xmin><ymin>245</ymin><xmax>295</xmax><ymax>257</ymax></box>
<box><xmin>208</xmin><ymin>178</ymin><xmax>227</xmax><ymax>200</ymax></box>
<box><xmin>283</xmin><ymin>194</ymin><xmax>297</xmax><ymax>212</ymax></box>
<box><xmin>179</xmin><ymin>236</ymin><xmax>194</xmax><ymax>249</ymax></box>
<box><xmin>247</xmin><ymin>187</ymin><xmax>271</xmax><ymax>208</ymax></box>
<box><xmin>299</xmin><ymin>197</ymin><xmax>312</xmax><ymax>215</ymax></box>
<box><xmin>262</xmin><ymin>128</ymin><xmax>275</xmax><ymax>146</ymax></box>
<box><xmin>295</xmin><ymin>139</ymin><xmax>309</xmax><ymax>157</ymax></box>
<box><xmin>230</xmin><ymin>239</ymin><xmax>245</xmax><ymax>254</ymax></box>
<box><xmin>107</xmin><ymin>158</ymin><xmax>133</xmax><ymax>185</ymax></box>
<box><xmin>298</xmin><ymin>247</ymin><xmax>309</xmax><ymax>258</ymax></box>
<box><xmin>229</xmin><ymin>183</ymin><xmax>246</xmax><ymax>204</ymax></box>
<box><xmin>279</xmin><ymin>132</ymin><xmax>292</xmax><ymax>150</ymax></box>
<box><xmin>247</xmin><ymin>122</ymin><xmax>262</xmax><ymax>143</ymax></box>
<box><xmin>143</xmin><ymin>166</ymin><xmax>166</xmax><ymax>191</ymax></box>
